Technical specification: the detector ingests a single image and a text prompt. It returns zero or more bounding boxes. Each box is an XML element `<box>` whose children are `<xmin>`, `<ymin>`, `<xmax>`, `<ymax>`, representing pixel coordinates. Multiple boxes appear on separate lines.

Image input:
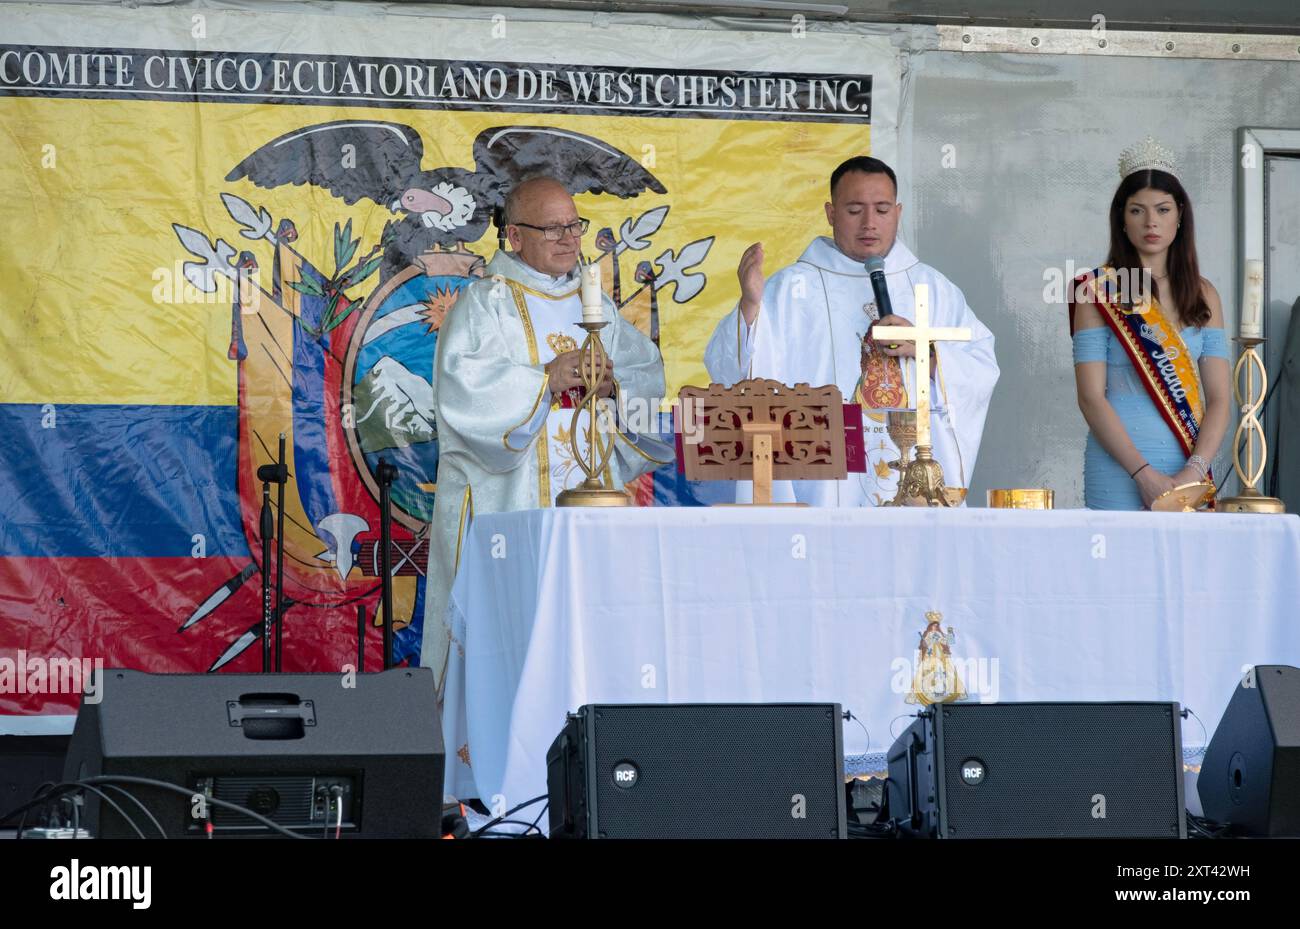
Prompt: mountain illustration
<box><xmin>353</xmin><ymin>355</ymin><xmax>437</xmax><ymax>452</ymax></box>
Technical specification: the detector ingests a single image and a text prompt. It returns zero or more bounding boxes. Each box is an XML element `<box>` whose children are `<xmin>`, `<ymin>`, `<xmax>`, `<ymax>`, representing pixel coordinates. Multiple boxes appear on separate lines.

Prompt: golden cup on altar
<box><xmin>986</xmin><ymin>488</ymin><xmax>1054</xmax><ymax>509</ymax></box>
<box><xmin>885</xmin><ymin>409</ymin><xmax>917</xmax><ymax>475</ymax></box>
<box><xmin>943</xmin><ymin>488</ymin><xmax>968</xmax><ymax>507</ymax></box>
<box><xmin>1150</xmin><ymin>481</ymin><xmax>1215</xmax><ymax>513</ymax></box>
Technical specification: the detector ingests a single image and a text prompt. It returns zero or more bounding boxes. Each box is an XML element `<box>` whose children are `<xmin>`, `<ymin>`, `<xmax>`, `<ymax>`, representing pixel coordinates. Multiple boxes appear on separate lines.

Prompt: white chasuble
<box><xmin>704</xmin><ymin>236</ymin><xmax>999</xmax><ymax>506</ymax></box>
<box><xmin>420</xmin><ymin>250</ymin><xmax>668</xmax><ymax>694</ymax></box>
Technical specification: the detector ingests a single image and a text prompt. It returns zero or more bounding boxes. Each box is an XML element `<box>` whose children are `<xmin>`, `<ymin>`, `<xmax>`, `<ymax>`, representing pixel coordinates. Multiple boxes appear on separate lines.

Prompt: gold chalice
<box><xmin>885</xmin><ymin>409</ymin><xmax>917</xmax><ymax>475</ymax></box>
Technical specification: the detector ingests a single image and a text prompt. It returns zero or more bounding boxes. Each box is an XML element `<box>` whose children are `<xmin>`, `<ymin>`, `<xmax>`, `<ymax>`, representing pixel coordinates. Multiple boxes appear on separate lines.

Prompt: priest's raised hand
<box><xmin>704</xmin><ymin>154</ymin><xmax>999</xmax><ymax>507</ymax></box>
<box><xmin>738</xmin><ymin>242</ymin><xmax>765</xmax><ymax>326</ymax></box>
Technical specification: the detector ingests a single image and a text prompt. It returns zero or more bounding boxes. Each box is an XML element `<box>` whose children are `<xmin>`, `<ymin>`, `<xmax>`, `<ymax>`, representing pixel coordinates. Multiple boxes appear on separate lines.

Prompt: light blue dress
<box><xmin>1072</xmin><ymin>325</ymin><xmax>1229</xmax><ymax>509</ymax></box>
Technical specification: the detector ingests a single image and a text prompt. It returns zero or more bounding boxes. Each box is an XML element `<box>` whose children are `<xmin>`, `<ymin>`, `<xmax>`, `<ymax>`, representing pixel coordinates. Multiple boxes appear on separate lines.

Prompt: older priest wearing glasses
<box><xmin>419</xmin><ymin>176</ymin><xmax>667</xmax><ymax>689</ymax></box>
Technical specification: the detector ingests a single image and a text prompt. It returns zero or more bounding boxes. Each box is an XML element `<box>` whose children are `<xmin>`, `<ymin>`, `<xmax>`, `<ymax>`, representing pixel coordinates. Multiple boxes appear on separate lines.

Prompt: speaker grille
<box><xmin>587</xmin><ymin>704</ymin><xmax>843</xmax><ymax>839</ymax></box>
<box><xmin>936</xmin><ymin>703</ymin><xmax>1182</xmax><ymax>838</ymax></box>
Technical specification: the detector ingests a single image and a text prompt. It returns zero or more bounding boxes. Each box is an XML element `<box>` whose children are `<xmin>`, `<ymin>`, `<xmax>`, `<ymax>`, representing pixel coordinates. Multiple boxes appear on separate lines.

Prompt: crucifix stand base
<box><xmin>885</xmin><ymin>445</ymin><xmax>964</xmax><ymax>507</ymax></box>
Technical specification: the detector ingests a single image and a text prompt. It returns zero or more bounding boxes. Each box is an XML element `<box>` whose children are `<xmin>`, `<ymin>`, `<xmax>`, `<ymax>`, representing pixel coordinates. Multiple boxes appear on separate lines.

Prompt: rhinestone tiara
<box><xmin>1118</xmin><ymin>136</ymin><xmax>1179</xmax><ymax>180</ymax></box>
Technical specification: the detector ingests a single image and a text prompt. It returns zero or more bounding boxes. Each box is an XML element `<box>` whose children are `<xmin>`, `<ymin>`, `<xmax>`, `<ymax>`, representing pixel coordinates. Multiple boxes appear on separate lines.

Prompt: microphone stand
<box><xmin>257</xmin><ymin>484</ymin><xmax>273</xmax><ymax>673</ymax></box>
<box><xmin>356</xmin><ymin>602</ymin><xmax>366</xmax><ymax>673</ymax></box>
<box><xmin>255</xmin><ymin>436</ymin><xmax>289</xmax><ymax>674</ymax></box>
<box><xmin>375</xmin><ymin>457</ymin><xmax>399</xmax><ymax>670</ymax></box>
<box><xmin>274</xmin><ymin>435</ymin><xmax>287</xmax><ymax>672</ymax></box>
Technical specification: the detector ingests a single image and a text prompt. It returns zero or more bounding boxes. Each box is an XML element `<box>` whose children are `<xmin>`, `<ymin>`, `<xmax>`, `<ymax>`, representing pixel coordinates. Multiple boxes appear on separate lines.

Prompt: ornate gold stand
<box><xmin>882</xmin><ymin>411</ymin><xmax>963</xmax><ymax>507</ymax></box>
<box><xmin>1219</xmin><ymin>337</ymin><xmax>1285</xmax><ymax>513</ymax></box>
<box><xmin>556</xmin><ymin>321</ymin><xmax>631</xmax><ymax>507</ymax></box>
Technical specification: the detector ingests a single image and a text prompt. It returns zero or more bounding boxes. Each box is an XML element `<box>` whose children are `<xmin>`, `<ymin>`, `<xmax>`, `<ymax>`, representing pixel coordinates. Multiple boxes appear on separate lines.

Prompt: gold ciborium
<box><xmin>987</xmin><ymin>488</ymin><xmax>1055</xmax><ymax>509</ymax></box>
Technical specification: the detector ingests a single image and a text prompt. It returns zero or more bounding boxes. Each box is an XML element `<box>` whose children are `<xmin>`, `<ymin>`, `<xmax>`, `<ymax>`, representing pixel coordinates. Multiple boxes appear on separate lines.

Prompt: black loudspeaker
<box><xmin>887</xmin><ymin>702</ymin><xmax>1186</xmax><ymax>838</ymax></box>
<box><xmin>546</xmin><ymin>703</ymin><xmax>846</xmax><ymax>839</ymax></box>
<box><xmin>1</xmin><ymin>736</ymin><xmax>70</xmax><ymax>820</ymax></box>
<box><xmin>63</xmin><ymin>668</ymin><xmax>443</xmax><ymax>838</ymax></box>
<box><xmin>1198</xmin><ymin>665</ymin><xmax>1300</xmax><ymax>836</ymax></box>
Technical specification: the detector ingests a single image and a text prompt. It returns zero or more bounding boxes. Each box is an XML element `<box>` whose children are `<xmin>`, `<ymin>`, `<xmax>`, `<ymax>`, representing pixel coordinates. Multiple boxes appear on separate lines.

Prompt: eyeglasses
<box><xmin>512</xmin><ymin>218</ymin><xmax>589</xmax><ymax>241</ymax></box>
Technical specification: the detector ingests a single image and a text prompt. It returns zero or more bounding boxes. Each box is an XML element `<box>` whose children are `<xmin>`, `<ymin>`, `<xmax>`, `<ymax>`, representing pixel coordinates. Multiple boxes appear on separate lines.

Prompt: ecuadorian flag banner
<box><xmin>0</xmin><ymin>1</ymin><xmax>898</xmax><ymax>729</ymax></box>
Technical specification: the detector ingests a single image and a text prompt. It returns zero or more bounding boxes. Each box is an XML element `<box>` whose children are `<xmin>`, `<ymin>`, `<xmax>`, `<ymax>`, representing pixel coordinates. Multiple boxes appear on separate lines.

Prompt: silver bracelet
<box><xmin>1187</xmin><ymin>454</ymin><xmax>1210</xmax><ymax>478</ymax></box>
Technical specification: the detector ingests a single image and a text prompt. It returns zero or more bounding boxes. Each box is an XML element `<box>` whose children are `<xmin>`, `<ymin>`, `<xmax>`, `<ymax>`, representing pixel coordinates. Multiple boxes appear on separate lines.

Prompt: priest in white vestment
<box><xmin>704</xmin><ymin>156</ymin><xmax>999</xmax><ymax>506</ymax></box>
<box><xmin>421</xmin><ymin>177</ymin><xmax>667</xmax><ymax>688</ymax></box>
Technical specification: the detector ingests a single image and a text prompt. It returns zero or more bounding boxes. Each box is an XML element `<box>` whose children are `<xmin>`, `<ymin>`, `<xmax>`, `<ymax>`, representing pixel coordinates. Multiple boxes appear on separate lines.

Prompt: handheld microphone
<box><xmin>864</xmin><ymin>256</ymin><xmax>899</xmax><ymax>349</ymax></box>
<box><xmin>864</xmin><ymin>256</ymin><xmax>893</xmax><ymax>320</ymax></box>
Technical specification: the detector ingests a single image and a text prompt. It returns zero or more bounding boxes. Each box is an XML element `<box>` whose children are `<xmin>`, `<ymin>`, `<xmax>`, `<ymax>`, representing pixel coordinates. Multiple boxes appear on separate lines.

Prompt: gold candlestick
<box><xmin>1219</xmin><ymin>337</ymin><xmax>1284</xmax><ymax>513</ymax></box>
<box><xmin>556</xmin><ymin>321</ymin><xmax>631</xmax><ymax>507</ymax></box>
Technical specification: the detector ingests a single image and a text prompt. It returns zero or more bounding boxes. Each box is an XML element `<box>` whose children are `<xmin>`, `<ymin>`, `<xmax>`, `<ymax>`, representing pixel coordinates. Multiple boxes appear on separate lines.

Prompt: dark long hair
<box><xmin>1106</xmin><ymin>169</ymin><xmax>1210</xmax><ymax>328</ymax></box>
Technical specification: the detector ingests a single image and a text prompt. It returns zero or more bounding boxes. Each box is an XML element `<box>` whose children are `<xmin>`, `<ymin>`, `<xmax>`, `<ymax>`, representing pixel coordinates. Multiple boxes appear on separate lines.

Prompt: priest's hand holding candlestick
<box><xmin>546</xmin><ymin>347</ymin><xmax>615</xmax><ymax>399</ymax></box>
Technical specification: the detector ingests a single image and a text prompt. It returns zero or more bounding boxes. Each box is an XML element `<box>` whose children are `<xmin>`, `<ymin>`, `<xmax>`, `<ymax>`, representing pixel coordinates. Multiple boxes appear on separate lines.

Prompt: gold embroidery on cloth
<box><xmin>547</xmin><ymin>332</ymin><xmax>578</xmax><ymax>356</ymax></box>
<box><xmin>507</xmin><ymin>282</ymin><xmax>550</xmax><ymax>505</ymax></box>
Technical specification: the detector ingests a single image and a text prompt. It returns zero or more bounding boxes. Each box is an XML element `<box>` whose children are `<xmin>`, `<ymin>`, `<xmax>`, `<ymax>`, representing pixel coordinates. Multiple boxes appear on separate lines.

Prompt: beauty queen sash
<box><xmin>1069</xmin><ymin>266</ymin><xmax>1205</xmax><ymax>457</ymax></box>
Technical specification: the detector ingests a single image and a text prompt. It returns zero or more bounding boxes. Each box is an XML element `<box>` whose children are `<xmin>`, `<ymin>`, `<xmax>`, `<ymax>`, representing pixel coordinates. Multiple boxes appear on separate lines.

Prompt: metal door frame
<box><xmin>1239</xmin><ymin>128</ymin><xmax>1300</xmax><ymax>493</ymax></box>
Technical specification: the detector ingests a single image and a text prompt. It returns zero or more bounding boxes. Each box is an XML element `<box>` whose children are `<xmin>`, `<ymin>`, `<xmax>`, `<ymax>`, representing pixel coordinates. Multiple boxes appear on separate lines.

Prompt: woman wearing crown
<box><xmin>1068</xmin><ymin>138</ymin><xmax>1231</xmax><ymax>510</ymax></box>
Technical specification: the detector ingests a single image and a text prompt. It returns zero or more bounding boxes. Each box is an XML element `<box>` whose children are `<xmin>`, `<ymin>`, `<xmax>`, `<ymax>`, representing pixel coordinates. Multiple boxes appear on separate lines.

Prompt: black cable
<box><xmin>888</xmin><ymin>714</ymin><xmax>917</xmax><ymax>741</ymax></box>
<box><xmin>3</xmin><ymin>783</ymin><xmax>94</xmax><ymax>833</ymax></box>
<box><xmin>528</xmin><ymin>800</ymin><xmax>549</xmax><ymax>836</ymax></box>
<box><xmin>100</xmin><ymin>783</ymin><xmax>168</xmax><ymax>839</ymax></box>
<box><xmin>843</xmin><ymin>709</ymin><xmax>870</xmax><ymax>755</ymax></box>
<box><xmin>318</xmin><ymin>787</ymin><xmax>329</xmax><ymax>839</ymax></box>
<box><xmin>1186</xmin><ymin>810</ymin><xmax>1230</xmax><ymax>840</ymax></box>
<box><xmin>15</xmin><ymin>781</ymin><xmax>56</xmax><ymax>838</ymax></box>
<box><xmin>1181</xmin><ymin>707</ymin><xmax>1209</xmax><ymax>752</ymax></box>
<box><xmin>472</xmin><ymin>794</ymin><xmax>548</xmax><ymax>837</ymax></box>
<box><xmin>45</xmin><ymin>783</ymin><xmax>147</xmax><ymax>839</ymax></box>
<box><xmin>79</xmin><ymin>776</ymin><xmax>313</xmax><ymax>839</ymax></box>
<box><xmin>474</xmin><ymin>818</ymin><xmax>545</xmax><ymax>838</ymax></box>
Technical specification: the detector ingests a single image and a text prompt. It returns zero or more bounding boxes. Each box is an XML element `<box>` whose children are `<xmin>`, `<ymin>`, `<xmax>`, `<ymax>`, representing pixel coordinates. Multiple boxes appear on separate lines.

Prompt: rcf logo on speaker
<box><xmin>612</xmin><ymin>761</ymin><xmax>639</xmax><ymax>789</ymax></box>
<box><xmin>49</xmin><ymin>860</ymin><xmax>151</xmax><ymax>909</ymax></box>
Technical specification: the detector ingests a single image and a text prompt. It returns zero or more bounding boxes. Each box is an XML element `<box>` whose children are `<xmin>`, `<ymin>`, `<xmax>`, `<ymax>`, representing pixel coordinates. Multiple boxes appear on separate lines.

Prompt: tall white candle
<box><xmin>1241</xmin><ymin>259</ymin><xmax>1264</xmax><ymax>339</ymax></box>
<box><xmin>580</xmin><ymin>260</ymin><xmax>604</xmax><ymax>324</ymax></box>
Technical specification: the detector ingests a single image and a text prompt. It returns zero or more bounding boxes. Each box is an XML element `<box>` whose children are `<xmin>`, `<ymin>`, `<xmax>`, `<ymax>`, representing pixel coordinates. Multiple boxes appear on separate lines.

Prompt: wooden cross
<box><xmin>871</xmin><ymin>283</ymin><xmax>971</xmax><ymax>448</ymax></box>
